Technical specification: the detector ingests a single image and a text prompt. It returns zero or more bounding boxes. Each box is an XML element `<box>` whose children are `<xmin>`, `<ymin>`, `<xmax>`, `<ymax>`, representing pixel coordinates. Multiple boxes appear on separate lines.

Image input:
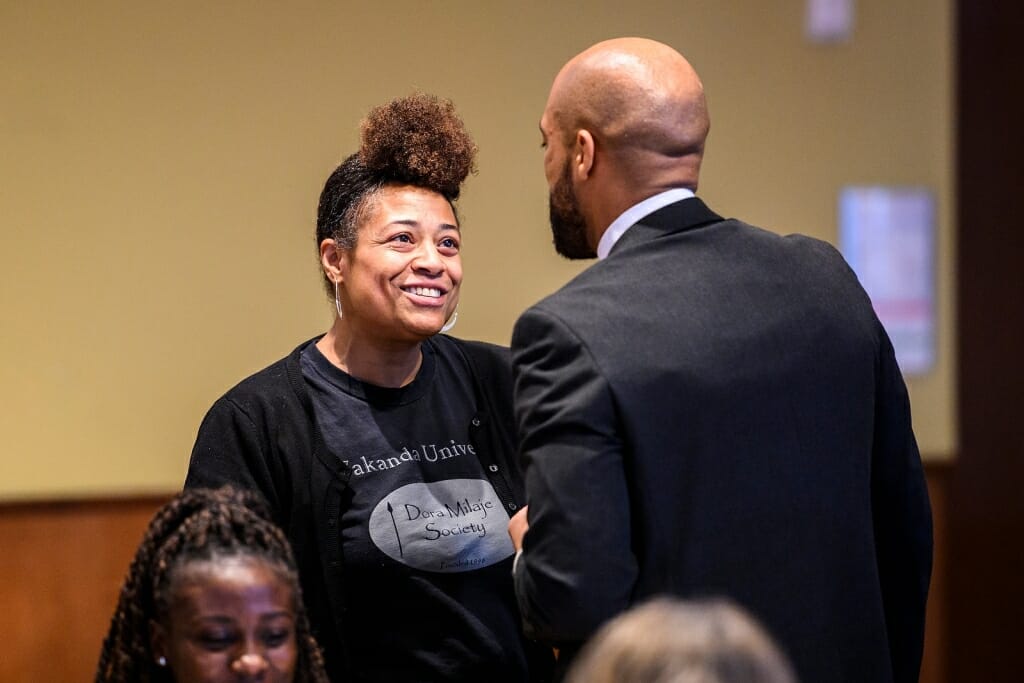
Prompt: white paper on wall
<box><xmin>839</xmin><ymin>186</ymin><xmax>936</xmax><ymax>375</ymax></box>
<box><xmin>806</xmin><ymin>0</ymin><xmax>855</xmax><ymax>43</ymax></box>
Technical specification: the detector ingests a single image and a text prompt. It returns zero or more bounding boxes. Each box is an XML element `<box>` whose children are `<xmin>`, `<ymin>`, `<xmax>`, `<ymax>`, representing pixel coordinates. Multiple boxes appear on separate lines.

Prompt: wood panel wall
<box><xmin>0</xmin><ymin>467</ymin><xmax>948</xmax><ymax>682</ymax></box>
<box><xmin>950</xmin><ymin>2</ymin><xmax>1024</xmax><ymax>680</ymax></box>
<box><xmin>0</xmin><ymin>496</ymin><xmax>169</xmax><ymax>681</ymax></box>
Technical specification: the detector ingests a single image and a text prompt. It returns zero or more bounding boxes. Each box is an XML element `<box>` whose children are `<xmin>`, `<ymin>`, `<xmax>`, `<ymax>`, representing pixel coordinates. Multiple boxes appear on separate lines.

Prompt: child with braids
<box><xmin>96</xmin><ymin>486</ymin><xmax>329</xmax><ymax>683</ymax></box>
<box><xmin>185</xmin><ymin>93</ymin><xmax>553</xmax><ymax>681</ymax></box>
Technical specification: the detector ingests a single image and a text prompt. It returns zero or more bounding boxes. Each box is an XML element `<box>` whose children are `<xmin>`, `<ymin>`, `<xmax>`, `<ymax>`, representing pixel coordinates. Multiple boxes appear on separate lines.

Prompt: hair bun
<box><xmin>359</xmin><ymin>93</ymin><xmax>477</xmax><ymax>200</ymax></box>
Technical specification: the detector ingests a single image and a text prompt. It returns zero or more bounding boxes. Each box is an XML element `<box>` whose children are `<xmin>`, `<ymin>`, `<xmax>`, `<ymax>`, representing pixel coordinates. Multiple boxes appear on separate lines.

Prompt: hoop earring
<box><xmin>441</xmin><ymin>308</ymin><xmax>458</xmax><ymax>333</ymax></box>
<box><xmin>334</xmin><ymin>280</ymin><xmax>343</xmax><ymax>319</ymax></box>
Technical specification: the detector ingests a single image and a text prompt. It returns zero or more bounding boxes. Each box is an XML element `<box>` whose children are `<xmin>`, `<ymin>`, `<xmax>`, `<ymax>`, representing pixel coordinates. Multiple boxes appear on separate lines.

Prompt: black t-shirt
<box><xmin>301</xmin><ymin>339</ymin><xmax>529</xmax><ymax>682</ymax></box>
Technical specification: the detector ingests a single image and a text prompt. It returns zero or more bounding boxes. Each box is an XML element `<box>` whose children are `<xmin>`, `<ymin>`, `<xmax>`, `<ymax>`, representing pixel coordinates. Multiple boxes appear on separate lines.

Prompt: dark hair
<box><xmin>95</xmin><ymin>486</ymin><xmax>329</xmax><ymax>683</ymax></box>
<box><xmin>314</xmin><ymin>92</ymin><xmax>477</xmax><ymax>295</ymax></box>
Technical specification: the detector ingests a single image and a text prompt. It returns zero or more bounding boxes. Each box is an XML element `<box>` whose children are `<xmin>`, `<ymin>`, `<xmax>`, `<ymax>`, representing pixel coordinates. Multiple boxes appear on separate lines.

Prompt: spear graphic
<box><xmin>387</xmin><ymin>501</ymin><xmax>404</xmax><ymax>558</ymax></box>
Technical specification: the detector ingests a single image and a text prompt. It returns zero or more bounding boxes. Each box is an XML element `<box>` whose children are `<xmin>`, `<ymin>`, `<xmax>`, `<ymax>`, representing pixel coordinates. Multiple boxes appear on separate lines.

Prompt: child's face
<box><xmin>151</xmin><ymin>556</ymin><xmax>298</xmax><ymax>683</ymax></box>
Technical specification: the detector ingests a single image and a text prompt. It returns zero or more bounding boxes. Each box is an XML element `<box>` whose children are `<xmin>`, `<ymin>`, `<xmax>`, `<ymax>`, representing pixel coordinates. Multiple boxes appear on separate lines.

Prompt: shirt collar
<box><xmin>596</xmin><ymin>188</ymin><xmax>696</xmax><ymax>259</ymax></box>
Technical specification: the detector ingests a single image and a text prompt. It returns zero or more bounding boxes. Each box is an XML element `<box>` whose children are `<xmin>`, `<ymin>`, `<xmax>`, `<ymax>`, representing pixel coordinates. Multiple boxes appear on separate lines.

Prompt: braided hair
<box><xmin>95</xmin><ymin>486</ymin><xmax>329</xmax><ymax>683</ymax></box>
<box><xmin>315</xmin><ymin>92</ymin><xmax>478</xmax><ymax>296</ymax></box>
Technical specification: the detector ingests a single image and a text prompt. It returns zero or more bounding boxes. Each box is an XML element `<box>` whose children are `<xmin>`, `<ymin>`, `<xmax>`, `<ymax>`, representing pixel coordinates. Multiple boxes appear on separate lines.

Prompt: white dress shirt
<box><xmin>596</xmin><ymin>188</ymin><xmax>696</xmax><ymax>259</ymax></box>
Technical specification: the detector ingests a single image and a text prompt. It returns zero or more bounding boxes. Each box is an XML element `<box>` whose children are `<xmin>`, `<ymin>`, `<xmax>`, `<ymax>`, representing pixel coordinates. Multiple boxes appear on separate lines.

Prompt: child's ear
<box><xmin>149</xmin><ymin>619</ymin><xmax>168</xmax><ymax>667</ymax></box>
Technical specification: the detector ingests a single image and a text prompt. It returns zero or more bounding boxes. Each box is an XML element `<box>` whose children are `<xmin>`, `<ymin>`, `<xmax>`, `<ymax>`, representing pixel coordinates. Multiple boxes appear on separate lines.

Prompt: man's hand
<box><xmin>507</xmin><ymin>505</ymin><xmax>530</xmax><ymax>552</ymax></box>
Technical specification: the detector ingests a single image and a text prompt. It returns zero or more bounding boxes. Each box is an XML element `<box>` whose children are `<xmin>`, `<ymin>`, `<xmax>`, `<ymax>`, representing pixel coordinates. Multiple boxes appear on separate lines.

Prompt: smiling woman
<box><xmin>326</xmin><ymin>185</ymin><xmax>463</xmax><ymax>352</ymax></box>
<box><xmin>183</xmin><ymin>94</ymin><xmax>553</xmax><ymax>682</ymax></box>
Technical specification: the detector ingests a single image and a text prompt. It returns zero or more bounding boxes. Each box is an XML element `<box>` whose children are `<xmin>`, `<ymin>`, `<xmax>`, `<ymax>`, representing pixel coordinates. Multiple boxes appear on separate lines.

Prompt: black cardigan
<box><xmin>185</xmin><ymin>335</ymin><xmax>527</xmax><ymax>681</ymax></box>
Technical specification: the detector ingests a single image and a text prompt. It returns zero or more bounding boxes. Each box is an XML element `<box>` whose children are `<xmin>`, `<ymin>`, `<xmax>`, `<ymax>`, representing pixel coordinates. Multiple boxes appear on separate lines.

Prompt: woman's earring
<box><xmin>441</xmin><ymin>308</ymin><xmax>458</xmax><ymax>333</ymax></box>
<box><xmin>334</xmin><ymin>280</ymin><xmax>343</xmax><ymax>319</ymax></box>
<box><xmin>157</xmin><ymin>656</ymin><xmax>167</xmax><ymax>667</ymax></box>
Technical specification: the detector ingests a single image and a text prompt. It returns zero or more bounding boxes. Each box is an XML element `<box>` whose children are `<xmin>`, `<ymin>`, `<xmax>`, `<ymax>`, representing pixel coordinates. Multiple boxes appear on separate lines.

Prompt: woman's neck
<box><xmin>316</xmin><ymin>323</ymin><xmax>423</xmax><ymax>388</ymax></box>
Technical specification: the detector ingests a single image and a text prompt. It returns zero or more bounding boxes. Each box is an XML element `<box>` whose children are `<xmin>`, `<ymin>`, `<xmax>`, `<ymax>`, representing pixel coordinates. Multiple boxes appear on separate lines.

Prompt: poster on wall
<box><xmin>838</xmin><ymin>186</ymin><xmax>936</xmax><ymax>375</ymax></box>
<box><xmin>805</xmin><ymin>0</ymin><xmax>854</xmax><ymax>43</ymax></box>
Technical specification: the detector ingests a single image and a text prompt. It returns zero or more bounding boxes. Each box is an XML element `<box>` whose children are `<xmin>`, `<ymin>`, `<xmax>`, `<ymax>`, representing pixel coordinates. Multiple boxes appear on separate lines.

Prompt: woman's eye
<box><xmin>263</xmin><ymin>628</ymin><xmax>293</xmax><ymax>648</ymax></box>
<box><xmin>197</xmin><ymin>632</ymin><xmax>236</xmax><ymax>651</ymax></box>
<box><xmin>391</xmin><ymin>234</ymin><xmax>412</xmax><ymax>243</ymax></box>
<box><xmin>440</xmin><ymin>237</ymin><xmax>459</xmax><ymax>250</ymax></box>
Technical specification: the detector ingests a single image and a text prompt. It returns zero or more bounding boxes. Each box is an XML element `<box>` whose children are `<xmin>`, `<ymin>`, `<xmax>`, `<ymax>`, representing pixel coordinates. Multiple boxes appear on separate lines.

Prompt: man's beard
<box><xmin>548</xmin><ymin>162</ymin><xmax>595</xmax><ymax>259</ymax></box>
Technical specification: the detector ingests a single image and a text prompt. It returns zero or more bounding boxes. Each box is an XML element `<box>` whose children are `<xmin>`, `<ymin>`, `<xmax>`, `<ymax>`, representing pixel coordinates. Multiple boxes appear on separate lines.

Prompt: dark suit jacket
<box><xmin>511</xmin><ymin>198</ymin><xmax>932</xmax><ymax>683</ymax></box>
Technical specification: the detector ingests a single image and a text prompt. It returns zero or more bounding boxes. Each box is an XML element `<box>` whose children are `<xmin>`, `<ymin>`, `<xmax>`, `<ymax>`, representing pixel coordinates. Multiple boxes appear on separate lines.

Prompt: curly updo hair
<box><xmin>315</xmin><ymin>92</ymin><xmax>478</xmax><ymax>296</ymax></box>
<box><xmin>95</xmin><ymin>486</ymin><xmax>329</xmax><ymax>683</ymax></box>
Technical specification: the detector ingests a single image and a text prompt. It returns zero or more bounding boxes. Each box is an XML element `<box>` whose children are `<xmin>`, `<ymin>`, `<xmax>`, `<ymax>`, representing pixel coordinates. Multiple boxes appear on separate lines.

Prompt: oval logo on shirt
<box><xmin>368</xmin><ymin>479</ymin><xmax>514</xmax><ymax>573</ymax></box>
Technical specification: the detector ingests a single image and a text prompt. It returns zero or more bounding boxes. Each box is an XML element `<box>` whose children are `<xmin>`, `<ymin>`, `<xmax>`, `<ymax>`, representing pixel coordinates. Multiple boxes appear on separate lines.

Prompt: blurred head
<box><xmin>540</xmin><ymin>37</ymin><xmax>710</xmax><ymax>257</ymax></box>
<box><xmin>96</xmin><ymin>487</ymin><xmax>329</xmax><ymax>683</ymax></box>
<box><xmin>316</xmin><ymin>93</ymin><xmax>477</xmax><ymax>341</ymax></box>
<box><xmin>565</xmin><ymin>597</ymin><xmax>798</xmax><ymax>683</ymax></box>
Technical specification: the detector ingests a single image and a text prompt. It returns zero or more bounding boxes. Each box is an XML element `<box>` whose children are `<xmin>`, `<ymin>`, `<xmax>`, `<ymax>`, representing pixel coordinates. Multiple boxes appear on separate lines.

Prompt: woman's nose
<box><xmin>231</xmin><ymin>651</ymin><xmax>269</xmax><ymax>677</ymax></box>
<box><xmin>412</xmin><ymin>244</ymin><xmax>444</xmax><ymax>272</ymax></box>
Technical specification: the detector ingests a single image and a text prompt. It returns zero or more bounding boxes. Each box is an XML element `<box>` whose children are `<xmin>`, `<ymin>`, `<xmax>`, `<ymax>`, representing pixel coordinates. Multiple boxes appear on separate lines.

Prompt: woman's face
<box><xmin>338</xmin><ymin>184</ymin><xmax>462</xmax><ymax>344</ymax></box>
<box><xmin>151</xmin><ymin>556</ymin><xmax>298</xmax><ymax>683</ymax></box>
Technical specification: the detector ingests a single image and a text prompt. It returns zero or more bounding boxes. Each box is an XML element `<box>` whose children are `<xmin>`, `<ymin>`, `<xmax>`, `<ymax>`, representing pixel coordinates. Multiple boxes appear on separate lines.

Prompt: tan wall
<box><xmin>0</xmin><ymin>0</ymin><xmax>953</xmax><ymax>500</ymax></box>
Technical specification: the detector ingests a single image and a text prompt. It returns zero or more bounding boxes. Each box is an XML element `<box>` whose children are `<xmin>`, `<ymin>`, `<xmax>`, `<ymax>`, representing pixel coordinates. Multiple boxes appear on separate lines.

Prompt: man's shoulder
<box><xmin>517</xmin><ymin>220</ymin><xmax>852</xmax><ymax>321</ymax></box>
<box><xmin>528</xmin><ymin>255</ymin><xmax>635</xmax><ymax>313</ymax></box>
<box><xmin>514</xmin><ymin>286</ymin><xmax>596</xmax><ymax>342</ymax></box>
<box><xmin>724</xmin><ymin>218</ymin><xmax>842</xmax><ymax>254</ymax></box>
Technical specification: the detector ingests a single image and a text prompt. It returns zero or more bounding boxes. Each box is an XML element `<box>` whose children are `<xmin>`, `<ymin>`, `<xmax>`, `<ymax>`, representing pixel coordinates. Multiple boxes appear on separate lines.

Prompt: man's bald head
<box><xmin>546</xmin><ymin>37</ymin><xmax>709</xmax><ymax>188</ymax></box>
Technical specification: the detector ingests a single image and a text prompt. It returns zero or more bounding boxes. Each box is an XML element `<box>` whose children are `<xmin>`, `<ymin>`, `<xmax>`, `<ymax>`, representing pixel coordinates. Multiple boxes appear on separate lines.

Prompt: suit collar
<box><xmin>609</xmin><ymin>197</ymin><xmax>723</xmax><ymax>256</ymax></box>
<box><xmin>598</xmin><ymin>188</ymin><xmax>695</xmax><ymax>258</ymax></box>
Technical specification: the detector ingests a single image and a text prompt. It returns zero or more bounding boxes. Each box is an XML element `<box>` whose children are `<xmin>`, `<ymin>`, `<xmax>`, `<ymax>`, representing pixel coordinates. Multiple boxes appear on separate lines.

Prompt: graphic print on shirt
<box><xmin>369</xmin><ymin>478</ymin><xmax>513</xmax><ymax>573</ymax></box>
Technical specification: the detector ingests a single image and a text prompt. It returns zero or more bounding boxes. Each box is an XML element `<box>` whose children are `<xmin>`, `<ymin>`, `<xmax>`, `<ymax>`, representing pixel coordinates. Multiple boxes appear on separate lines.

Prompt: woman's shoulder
<box><xmin>213</xmin><ymin>337</ymin><xmax>319</xmax><ymax>409</ymax></box>
<box><xmin>431</xmin><ymin>335</ymin><xmax>511</xmax><ymax>373</ymax></box>
<box><xmin>429</xmin><ymin>336</ymin><xmax>513</xmax><ymax>411</ymax></box>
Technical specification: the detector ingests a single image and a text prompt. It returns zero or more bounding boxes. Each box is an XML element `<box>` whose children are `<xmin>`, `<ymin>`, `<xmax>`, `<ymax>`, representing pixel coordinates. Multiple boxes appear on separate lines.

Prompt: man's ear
<box><xmin>574</xmin><ymin>129</ymin><xmax>596</xmax><ymax>180</ymax></box>
<box><xmin>320</xmin><ymin>238</ymin><xmax>345</xmax><ymax>285</ymax></box>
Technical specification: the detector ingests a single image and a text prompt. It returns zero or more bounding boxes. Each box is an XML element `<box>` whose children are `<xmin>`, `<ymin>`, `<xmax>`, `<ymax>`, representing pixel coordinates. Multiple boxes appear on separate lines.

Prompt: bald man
<box><xmin>507</xmin><ymin>38</ymin><xmax>932</xmax><ymax>683</ymax></box>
